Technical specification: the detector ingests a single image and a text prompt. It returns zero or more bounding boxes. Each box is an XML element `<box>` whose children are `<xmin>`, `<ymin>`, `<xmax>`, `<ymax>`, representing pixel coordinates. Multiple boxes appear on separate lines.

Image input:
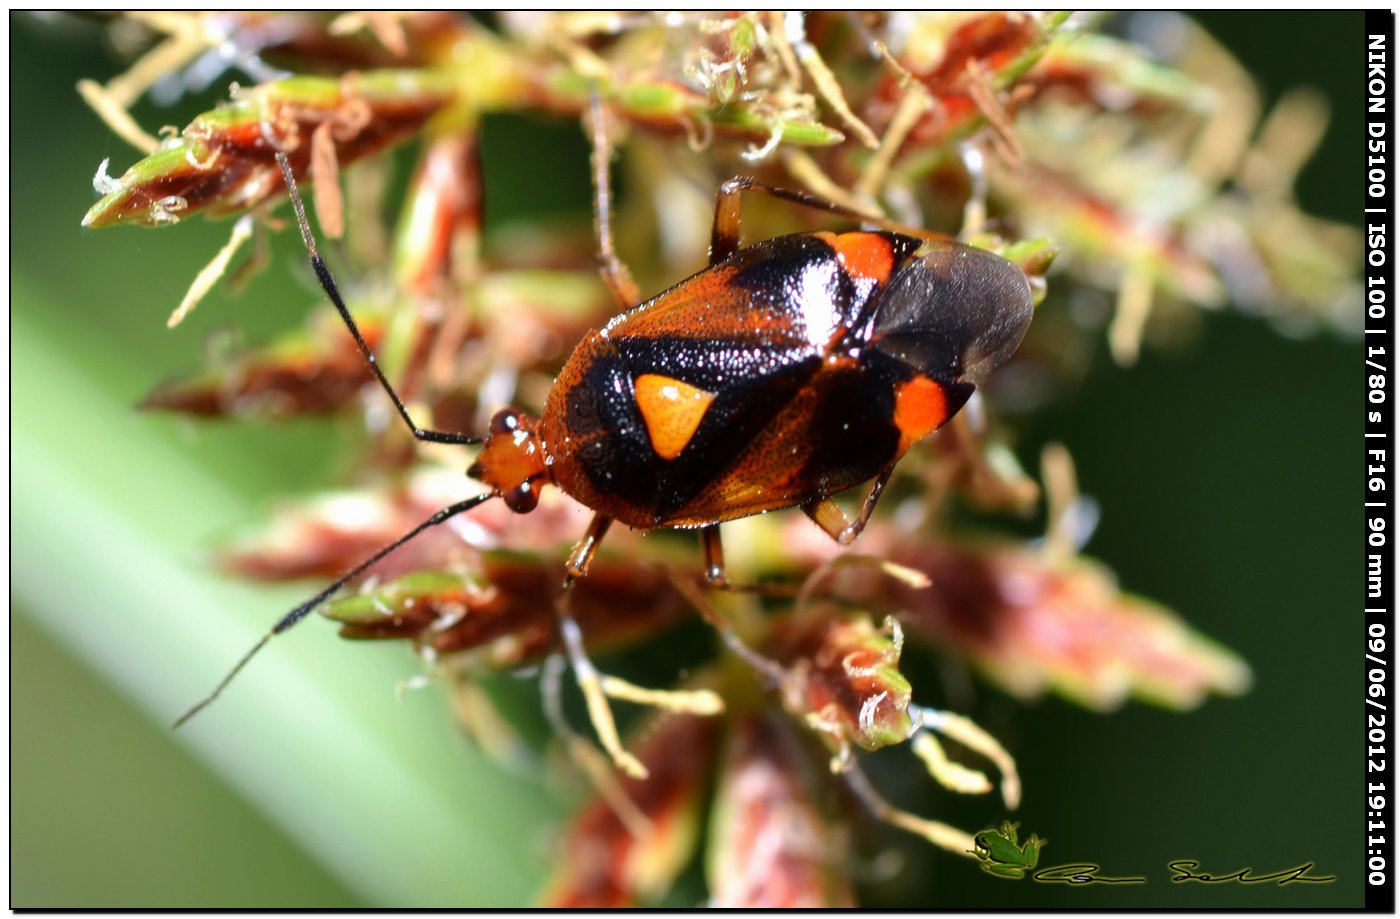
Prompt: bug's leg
<box><xmin>587</xmin><ymin>90</ymin><xmax>642</xmax><ymax>310</ymax></box>
<box><xmin>276</xmin><ymin>153</ymin><xmax>479</xmax><ymax>446</ymax></box>
<box><xmin>801</xmin><ymin>462</ymin><xmax>897</xmax><ymax>546</ymax></box>
<box><xmin>802</xmin><ymin>498</ymin><xmax>852</xmax><ymax>544</ymax></box>
<box><xmin>557</xmin><ymin>514</ymin><xmax>723</xmax><ymax>777</ymax></box>
<box><xmin>711</xmin><ymin>176</ymin><xmax>951</xmax><ymax>263</ymax></box>
<box><xmin>700</xmin><ymin>524</ymin><xmax>728</xmax><ymax>588</ymax></box>
<box><xmin>564</xmin><ymin>512</ymin><xmax>613</xmax><ymax>583</ymax></box>
<box><xmin>709</xmin><ymin>178</ymin><xmax>747</xmax><ymax>263</ymax></box>
<box><xmin>698</xmin><ymin>525</ymin><xmax>801</xmax><ymax>598</ymax></box>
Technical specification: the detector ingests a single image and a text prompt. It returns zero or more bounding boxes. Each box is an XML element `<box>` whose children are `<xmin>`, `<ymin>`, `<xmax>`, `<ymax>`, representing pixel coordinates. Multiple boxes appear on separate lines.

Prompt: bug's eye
<box><xmin>489</xmin><ymin>409</ymin><xmax>522</xmax><ymax>436</ymax></box>
<box><xmin>503</xmin><ymin>481</ymin><xmax>540</xmax><ymax>514</ymax></box>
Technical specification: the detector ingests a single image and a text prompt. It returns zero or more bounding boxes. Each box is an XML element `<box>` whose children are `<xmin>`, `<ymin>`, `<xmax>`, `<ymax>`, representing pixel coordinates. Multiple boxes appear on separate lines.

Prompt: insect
<box><xmin>174</xmin><ymin>113</ymin><xmax>1034</xmax><ymax>776</ymax></box>
<box><xmin>971</xmin><ymin>821</ymin><xmax>1046</xmax><ymax>879</ymax></box>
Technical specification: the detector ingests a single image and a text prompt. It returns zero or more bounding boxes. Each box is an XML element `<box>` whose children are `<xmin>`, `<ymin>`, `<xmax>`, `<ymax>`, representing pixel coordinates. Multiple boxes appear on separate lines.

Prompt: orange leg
<box><xmin>587</xmin><ymin>91</ymin><xmax>641</xmax><ymax>310</ymax></box>
<box><xmin>710</xmin><ymin>176</ymin><xmax>951</xmax><ymax>264</ymax></box>
<box><xmin>698</xmin><ymin>524</ymin><xmax>802</xmax><ymax>599</ymax></box>
<box><xmin>556</xmin><ymin>511</ymin><xmax>723</xmax><ymax>778</ymax></box>
<box><xmin>564</xmin><ymin>512</ymin><xmax>613</xmax><ymax>583</ymax></box>
<box><xmin>700</xmin><ymin>524</ymin><xmax>728</xmax><ymax>588</ymax></box>
<box><xmin>801</xmin><ymin>462</ymin><xmax>896</xmax><ymax>546</ymax></box>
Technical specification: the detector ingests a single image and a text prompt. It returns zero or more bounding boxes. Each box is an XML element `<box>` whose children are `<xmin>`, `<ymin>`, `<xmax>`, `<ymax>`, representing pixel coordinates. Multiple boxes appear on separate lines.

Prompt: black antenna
<box><xmin>174</xmin><ymin>154</ymin><xmax>504</xmax><ymax>727</ymax></box>
<box><xmin>275</xmin><ymin>152</ymin><xmax>479</xmax><ymax>446</ymax></box>
<box><xmin>173</xmin><ymin>491</ymin><xmax>497</xmax><ymax>727</ymax></box>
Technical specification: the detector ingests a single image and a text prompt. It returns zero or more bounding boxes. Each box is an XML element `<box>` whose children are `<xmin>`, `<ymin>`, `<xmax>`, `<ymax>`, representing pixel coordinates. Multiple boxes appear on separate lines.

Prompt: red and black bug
<box><xmin>175</xmin><ymin>124</ymin><xmax>1034</xmax><ymax>772</ymax></box>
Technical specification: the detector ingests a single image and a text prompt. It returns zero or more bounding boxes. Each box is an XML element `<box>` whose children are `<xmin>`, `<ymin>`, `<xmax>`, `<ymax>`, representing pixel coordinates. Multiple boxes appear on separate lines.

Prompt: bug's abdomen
<box><xmin>541</xmin><ymin>329</ymin><xmax>973</xmax><ymax>529</ymax></box>
<box><xmin>538</xmin><ymin>231</ymin><xmax>998</xmax><ymax>530</ymax></box>
<box><xmin>662</xmin><ymin>358</ymin><xmax>899</xmax><ymax>526</ymax></box>
<box><xmin>661</xmin><ymin>349</ymin><xmax>972</xmax><ymax>526</ymax></box>
<box><xmin>540</xmin><ymin>329</ymin><xmax>821</xmax><ymax>528</ymax></box>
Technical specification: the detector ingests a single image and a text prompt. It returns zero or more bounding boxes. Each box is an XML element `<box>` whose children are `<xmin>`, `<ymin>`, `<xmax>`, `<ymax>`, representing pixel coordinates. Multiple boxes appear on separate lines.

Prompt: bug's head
<box><xmin>468</xmin><ymin>408</ymin><xmax>551</xmax><ymax>513</ymax></box>
<box><xmin>876</xmin><ymin>243</ymin><xmax>1036</xmax><ymax>386</ymax></box>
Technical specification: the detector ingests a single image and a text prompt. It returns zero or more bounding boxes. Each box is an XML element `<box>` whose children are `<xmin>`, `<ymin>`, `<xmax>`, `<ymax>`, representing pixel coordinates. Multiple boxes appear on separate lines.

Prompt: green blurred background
<box><xmin>11</xmin><ymin>12</ymin><xmax>1363</xmax><ymax>908</ymax></box>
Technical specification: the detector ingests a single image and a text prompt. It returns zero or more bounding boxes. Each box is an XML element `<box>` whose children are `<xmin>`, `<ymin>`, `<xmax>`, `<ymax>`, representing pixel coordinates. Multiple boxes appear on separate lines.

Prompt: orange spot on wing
<box><xmin>832</xmin><ymin>232</ymin><xmax>895</xmax><ymax>285</ymax></box>
<box><xmin>634</xmin><ymin>374</ymin><xmax>716</xmax><ymax>461</ymax></box>
<box><xmin>893</xmin><ymin>375</ymin><xmax>948</xmax><ymax>454</ymax></box>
